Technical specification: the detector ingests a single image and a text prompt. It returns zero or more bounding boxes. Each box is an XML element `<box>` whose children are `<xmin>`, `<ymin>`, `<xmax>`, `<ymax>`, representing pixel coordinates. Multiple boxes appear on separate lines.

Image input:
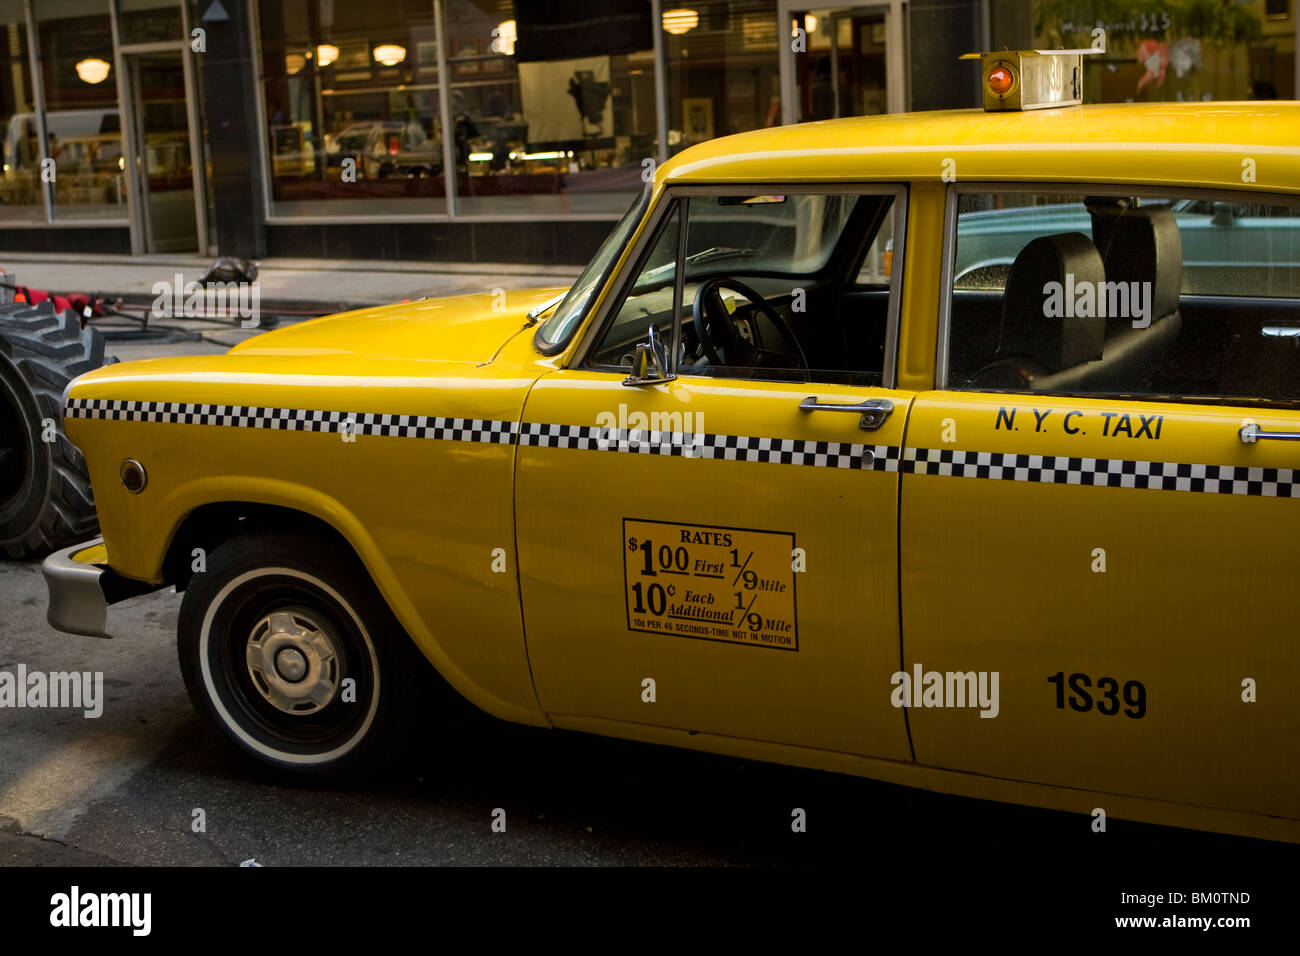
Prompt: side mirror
<box><xmin>623</xmin><ymin>324</ymin><xmax>677</xmax><ymax>386</ymax></box>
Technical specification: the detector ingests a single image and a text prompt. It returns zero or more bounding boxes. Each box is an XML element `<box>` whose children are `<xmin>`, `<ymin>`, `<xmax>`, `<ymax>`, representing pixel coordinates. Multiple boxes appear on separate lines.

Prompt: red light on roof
<box><xmin>988</xmin><ymin>66</ymin><xmax>1015</xmax><ymax>96</ymax></box>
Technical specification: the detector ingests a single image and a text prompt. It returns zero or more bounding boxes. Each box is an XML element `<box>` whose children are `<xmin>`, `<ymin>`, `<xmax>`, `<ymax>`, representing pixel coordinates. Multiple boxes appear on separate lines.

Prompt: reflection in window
<box><xmin>445</xmin><ymin>0</ymin><xmax>654</xmax><ymax>217</ymax></box>
<box><xmin>598</xmin><ymin>202</ymin><xmax>683</xmax><ymax>362</ymax></box>
<box><xmin>36</xmin><ymin>0</ymin><xmax>126</xmax><ymax>220</ymax></box>
<box><xmin>590</xmin><ymin>191</ymin><xmax>899</xmax><ymax>388</ymax></box>
<box><xmin>948</xmin><ymin>191</ymin><xmax>1300</xmax><ymax>404</ymax></box>
<box><xmin>666</xmin><ymin>0</ymin><xmax>782</xmax><ymax>150</ymax></box>
<box><xmin>259</xmin><ymin>0</ymin><xmax>447</xmax><ymax>217</ymax></box>
<box><xmin>258</xmin><ymin>0</ymin><xmax>664</xmax><ymax>219</ymax></box>
<box><xmin>118</xmin><ymin>0</ymin><xmax>183</xmax><ymax>46</ymax></box>
<box><xmin>538</xmin><ymin>191</ymin><xmax>647</xmax><ymax>350</ymax></box>
<box><xmin>128</xmin><ymin>53</ymin><xmax>196</xmax><ymax>251</ymax></box>
<box><xmin>995</xmin><ymin>0</ymin><xmax>1295</xmax><ymax>101</ymax></box>
<box><xmin>794</xmin><ymin>7</ymin><xmax>890</xmax><ymax>121</ymax></box>
<box><xmin>0</xmin><ymin>0</ymin><xmax>42</xmax><ymax>222</ymax></box>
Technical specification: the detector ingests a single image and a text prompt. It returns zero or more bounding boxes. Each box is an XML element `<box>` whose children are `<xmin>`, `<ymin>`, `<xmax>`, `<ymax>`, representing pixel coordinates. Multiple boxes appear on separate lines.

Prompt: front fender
<box><xmin>93</xmin><ymin>473</ymin><xmax>547</xmax><ymax>728</ymax></box>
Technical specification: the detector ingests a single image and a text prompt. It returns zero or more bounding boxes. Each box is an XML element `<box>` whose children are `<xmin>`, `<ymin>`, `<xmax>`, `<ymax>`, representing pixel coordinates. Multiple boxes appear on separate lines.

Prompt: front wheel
<box><xmin>178</xmin><ymin>531</ymin><xmax>416</xmax><ymax>779</ymax></box>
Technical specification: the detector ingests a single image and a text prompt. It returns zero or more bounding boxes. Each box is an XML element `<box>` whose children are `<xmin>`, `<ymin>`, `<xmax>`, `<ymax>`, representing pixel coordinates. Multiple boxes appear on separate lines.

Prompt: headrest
<box><xmin>1089</xmin><ymin>205</ymin><xmax>1183</xmax><ymax>326</ymax></box>
<box><xmin>999</xmin><ymin>232</ymin><xmax>1106</xmax><ymax>371</ymax></box>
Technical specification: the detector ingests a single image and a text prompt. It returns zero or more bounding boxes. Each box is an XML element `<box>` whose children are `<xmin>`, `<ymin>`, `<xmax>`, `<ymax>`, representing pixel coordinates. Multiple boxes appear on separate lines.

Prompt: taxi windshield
<box><xmin>535</xmin><ymin>191</ymin><xmax>648</xmax><ymax>351</ymax></box>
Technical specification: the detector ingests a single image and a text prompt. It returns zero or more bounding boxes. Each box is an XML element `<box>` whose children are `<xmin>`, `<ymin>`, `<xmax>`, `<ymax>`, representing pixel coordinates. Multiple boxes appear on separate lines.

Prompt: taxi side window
<box><xmin>586</xmin><ymin>189</ymin><xmax>903</xmax><ymax>387</ymax></box>
<box><xmin>945</xmin><ymin>190</ymin><xmax>1300</xmax><ymax>404</ymax></box>
<box><xmin>590</xmin><ymin>203</ymin><xmax>683</xmax><ymax>368</ymax></box>
<box><xmin>855</xmin><ymin>207</ymin><xmax>894</xmax><ymax>286</ymax></box>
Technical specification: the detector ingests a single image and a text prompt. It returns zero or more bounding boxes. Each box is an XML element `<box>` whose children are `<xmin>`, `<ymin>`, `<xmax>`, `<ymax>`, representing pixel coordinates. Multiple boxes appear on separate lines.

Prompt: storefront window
<box><xmin>259</xmin><ymin>0</ymin><xmax>447</xmax><ymax>217</ymax></box>
<box><xmin>36</xmin><ymin>0</ymin><xmax>126</xmax><ymax>220</ymax></box>
<box><xmin>793</xmin><ymin>7</ymin><xmax>889</xmax><ymax>121</ymax></box>
<box><xmin>0</xmin><ymin>0</ymin><xmax>42</xmax><ymax>223</ymax></box>
<box><xmin>258</xmin><ymin>0</ymin><xmax>660</xmax><ymax>220</ymax></box>
<box><xmin>119</xmin><ymin>0</ymin><xmax>184</xmax><ymax>45</ymax></box>
<box><xmin>995</xmin><ymin>1</ymin><xmax>1296</xmax><ymax>102</ymax></box>
<box><xmin>443</xmin><ymin>0</ymin><xmax>653</xmax><ymax>217</ymax></box>
<box><xmin>665</xmin><ymin>0</ymin><xmax>782</xmax><ymax>153</ymax></box>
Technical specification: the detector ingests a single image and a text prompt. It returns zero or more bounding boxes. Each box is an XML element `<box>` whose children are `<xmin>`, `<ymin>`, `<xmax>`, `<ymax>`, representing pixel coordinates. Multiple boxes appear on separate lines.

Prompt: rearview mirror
<box><xmin>622</xmin><ymin>324</ymin><xmax>676</xmax><ymax>386</ymax></box>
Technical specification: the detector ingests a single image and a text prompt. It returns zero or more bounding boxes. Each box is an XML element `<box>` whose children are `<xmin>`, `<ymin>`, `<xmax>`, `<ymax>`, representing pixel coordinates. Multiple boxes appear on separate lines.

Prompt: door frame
<box><xmin>777</xmin><ymin>0</ymin><xmax>908</xmax><ymax>124</ymax></box>
<box><xmin>115</xmin><ymin>21</ymin><xmax>207</xmax><ymax>254</ymax></box>
<box><xmin>911</xmin><ymin>179</ymin><xmax>1300</xmax><ymax>816</ymax></box>
<box><xmin>571</xmin><ymin>181</ymin><xmax>909</xmax><ymax>391</ymax></box>
<box><xmin>515</xmin><ymin>177</ymin><xmax>916</xmax><ymax>754</ymax></box>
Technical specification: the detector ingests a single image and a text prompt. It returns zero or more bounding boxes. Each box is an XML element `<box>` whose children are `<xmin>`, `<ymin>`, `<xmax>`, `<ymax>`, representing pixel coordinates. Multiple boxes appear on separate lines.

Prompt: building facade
<box><xmin>0</xmin><ymin>0</ymin><xmax>1295</xmax><ymax>263</ymax></box>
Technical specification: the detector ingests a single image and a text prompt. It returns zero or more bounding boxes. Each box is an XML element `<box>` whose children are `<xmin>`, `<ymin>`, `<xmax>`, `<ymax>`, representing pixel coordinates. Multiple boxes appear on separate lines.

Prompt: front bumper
<box><xmin>42</xmin><ymin>538</ymin><xmax>160</xmax><ymax>638</ymax></box>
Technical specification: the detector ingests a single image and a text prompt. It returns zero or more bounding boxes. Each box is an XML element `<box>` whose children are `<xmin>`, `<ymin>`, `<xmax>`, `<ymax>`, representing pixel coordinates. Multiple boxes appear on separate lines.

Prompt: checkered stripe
<box><xmin>904</xmin><ymin>447</ymin><xmax>1300</xmax><ymax>497</ymax></box>
<box><xmin>64</xmin><ymin>398</ymin><xmax>518</xmax><ymax>444</ymax></box>
<box><xmin>519</xmin><ymin>422</ymin><xmax>896</xmax><ymax>470</ymax></box>
<box><xmin>64</xmin><ymin>398</ymin><xmax>1294</xmax><ymax>493</ymax></box>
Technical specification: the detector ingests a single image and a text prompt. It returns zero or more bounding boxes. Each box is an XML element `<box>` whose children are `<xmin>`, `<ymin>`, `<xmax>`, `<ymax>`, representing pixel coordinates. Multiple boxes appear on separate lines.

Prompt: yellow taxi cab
<box><xmin>43</xmin><ymin>49</ymin><xmax>1300</xmax><ymax>843</ymax></box>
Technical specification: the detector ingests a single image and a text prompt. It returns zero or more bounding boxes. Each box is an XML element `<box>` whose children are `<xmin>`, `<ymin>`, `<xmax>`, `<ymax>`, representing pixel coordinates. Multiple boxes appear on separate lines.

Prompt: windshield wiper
<box><xmin>638</xmin><ymin>247</ymin><xmax>756</xmax><ymax>285</ymax></box>
<box><xmin>524</xmin><ymin>292</ymin><xmax>567</xmax><ymax>327</ymax></box>
<box><xmin>686</xmin><ymin>246</ymin><xmax>755</xmax><ymax>265</ymax></box>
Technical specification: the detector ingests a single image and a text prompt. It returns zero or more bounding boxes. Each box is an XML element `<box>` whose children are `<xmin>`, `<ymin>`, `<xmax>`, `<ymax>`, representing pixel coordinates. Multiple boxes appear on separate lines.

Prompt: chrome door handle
<box><xmin>798</xmin><ymin>396</ymin><xmax>893</xmax><ymax>430</ymax></box>
<box><xmin>1240</xmin><ymin>423</ymin><xmax>1300</xmax><ymax>443</ymax></box>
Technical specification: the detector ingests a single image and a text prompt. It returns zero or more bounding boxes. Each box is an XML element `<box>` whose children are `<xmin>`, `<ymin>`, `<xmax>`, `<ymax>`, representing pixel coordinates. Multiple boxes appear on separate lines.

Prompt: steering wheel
<box><xmin>691</xmin><ymin>278</ymin><xmax>809</xmax><ymax>372</ymax></box>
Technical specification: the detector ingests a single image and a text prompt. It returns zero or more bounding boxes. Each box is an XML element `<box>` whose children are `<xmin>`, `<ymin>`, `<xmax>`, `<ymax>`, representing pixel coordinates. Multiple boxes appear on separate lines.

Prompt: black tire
<box><xmin>0</xmin><ymin>300</ymin><xmax>113</xmax><ymax>559</ymax></box>
<box><xmin>177</xmin><ymin>530</ymin><xmax>418</xmax><ymax>780</ymax></box>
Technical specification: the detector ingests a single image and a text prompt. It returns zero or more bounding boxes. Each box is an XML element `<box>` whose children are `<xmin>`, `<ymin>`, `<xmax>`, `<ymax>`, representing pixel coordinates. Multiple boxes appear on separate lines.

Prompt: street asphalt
<box><xmin>0</xmin><ymin>270</ymin><xmax>1295</xmax><ymax>873</ymax></box>
<box><xmin>3</xmin><ymin>555</ymin><xmax>1298</xmax><ymax>870</ymax></box>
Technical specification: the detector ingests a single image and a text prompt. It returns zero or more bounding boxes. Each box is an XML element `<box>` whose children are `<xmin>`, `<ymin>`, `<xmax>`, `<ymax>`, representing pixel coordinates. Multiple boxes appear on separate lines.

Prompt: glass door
<box><xmin>125</xmin><ymin>51</ymin><xmax>198</xmax><ymax>252</ymax></box>
<box><xmin>779</xmin><ymin>1</ymin><xmax>906</xmax><ymax>123</ymax></box>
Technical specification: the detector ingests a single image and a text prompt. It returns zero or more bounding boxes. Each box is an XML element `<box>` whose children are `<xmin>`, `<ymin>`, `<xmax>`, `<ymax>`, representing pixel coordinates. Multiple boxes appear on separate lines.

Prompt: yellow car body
<box><xmin>51</xmin><ymin>101</ymin><xmax>1300</xmax><ymax>842</ymax></box>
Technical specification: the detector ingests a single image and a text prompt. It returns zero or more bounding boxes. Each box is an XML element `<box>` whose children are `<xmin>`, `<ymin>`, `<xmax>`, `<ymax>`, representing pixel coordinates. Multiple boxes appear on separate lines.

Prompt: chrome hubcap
<box><xmin>275</xmin><ymin>647</ymin><xmax>308</xmax><ymax>682</ymax></box>
<box><xmin>245</xmin><ymin>608</ymin><xmax>341</xmax><ymax>715</ymax></box>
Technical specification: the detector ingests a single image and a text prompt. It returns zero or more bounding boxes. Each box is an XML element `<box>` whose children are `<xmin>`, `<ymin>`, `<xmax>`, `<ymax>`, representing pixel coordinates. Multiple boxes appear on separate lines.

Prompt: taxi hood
<box><xmin>228</xmin><ymin>287</ymin><xmax>569</xmax><ymax>365</ymax></box>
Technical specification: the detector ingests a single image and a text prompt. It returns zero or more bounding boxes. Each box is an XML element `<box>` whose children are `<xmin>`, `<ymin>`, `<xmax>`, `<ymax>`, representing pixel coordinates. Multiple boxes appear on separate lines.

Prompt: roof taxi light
<box><xmin>961</xmin><ymin>36</ymin><xmax>1105</xmax><ymax>112</ymax></box>
<box><xmin>987</xmin><ymin>65</ymin><xmax>1016</xmax><ymax>97</ymax></box>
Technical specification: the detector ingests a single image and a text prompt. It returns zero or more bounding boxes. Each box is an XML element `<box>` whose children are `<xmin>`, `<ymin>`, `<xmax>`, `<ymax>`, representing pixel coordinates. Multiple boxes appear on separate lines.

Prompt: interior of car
<box><xmin>949</xmin><ymin>194</ymin><xmax>1300</xmax><ymax>405</ymax></box>
<box><xmin>584</xmin><ymin>188</ymin><xmax>1299</xmax><ymax>404</ymax></box>
<box><xmin>586</xmin><ymin>191</ymin><xmax>898</xmax><ymax>387</ymax></box>
<box><xmin>961</xmin><ymin>199</ymin><xmax>1184</xmax><ymax>393</ymax></box>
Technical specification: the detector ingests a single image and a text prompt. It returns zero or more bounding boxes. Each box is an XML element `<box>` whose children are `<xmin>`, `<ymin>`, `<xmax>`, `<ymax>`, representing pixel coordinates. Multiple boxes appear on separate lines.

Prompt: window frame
<box><xmin>935</xmin><ymin>181</ymin><xmax>1300</xmax><ymax>397</ymax></box>
<box><xmin>574</xmin><ymin>194</ymin><xmax>687</xmax><ymax>371</ymax></box>
<box><xmin>571</xmin><ymin>181</ymin><xmax>910</xmax><ymax>390</ymax></box>
<box><xmin>533</xmin><ymin>188</ymin><xmax>651</xmax><ymax>356</ymax></box>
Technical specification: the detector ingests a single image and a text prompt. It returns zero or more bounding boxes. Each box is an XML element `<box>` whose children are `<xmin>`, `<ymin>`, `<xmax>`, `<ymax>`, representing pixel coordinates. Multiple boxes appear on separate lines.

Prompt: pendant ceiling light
<box><xmin>75</xmin><ymin>57</ymin><xmax>111</xmax><ymax>84</ymax></box>
<box><xmin>373</xmin><ymin>44</ymin><xmax>407</xmax><ymax>67</ymax></box>
<box><xmin>662</xmin><ymin>9</ymin><xmax>699</xmax><ymax>35</ymax></box>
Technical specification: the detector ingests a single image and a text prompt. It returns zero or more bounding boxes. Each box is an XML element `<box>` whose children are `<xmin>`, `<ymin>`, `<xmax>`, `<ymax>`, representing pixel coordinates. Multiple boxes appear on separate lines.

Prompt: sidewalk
<box><xmin>0</xmin><ymin>253</ymin><xmax>582</xmax><ymax>360</ymax></box>
<box><xmin>0</xmin><ymin>252</ymin><xmax>581</xmax><ymax>311</ymax></box>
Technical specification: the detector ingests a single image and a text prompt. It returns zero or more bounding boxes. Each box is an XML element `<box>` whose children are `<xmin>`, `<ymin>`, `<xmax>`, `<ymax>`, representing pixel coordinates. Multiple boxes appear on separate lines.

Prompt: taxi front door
<box><xmin>515</xmin><ymin>370</ymin><xmax>915</xmax><ymax>761</ymax></box>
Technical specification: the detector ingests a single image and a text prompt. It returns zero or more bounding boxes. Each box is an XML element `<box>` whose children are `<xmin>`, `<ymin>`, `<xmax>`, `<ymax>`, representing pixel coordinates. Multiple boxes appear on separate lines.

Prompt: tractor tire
<box><xmin>0</xmin><ymin>300</ymin><xmax>114</xmax><ymax>559</ymax></box>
